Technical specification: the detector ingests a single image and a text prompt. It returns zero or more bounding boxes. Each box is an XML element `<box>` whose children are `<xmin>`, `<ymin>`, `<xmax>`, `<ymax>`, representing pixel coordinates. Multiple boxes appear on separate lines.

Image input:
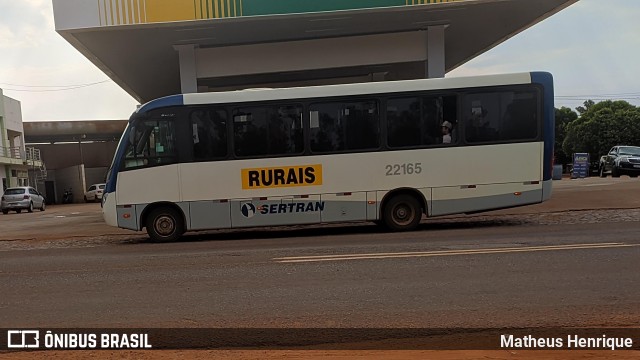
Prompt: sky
<box><xmin>0</xmin><ymin>0</ymin><xmax>639</xmax><ymax>121</ymax></box>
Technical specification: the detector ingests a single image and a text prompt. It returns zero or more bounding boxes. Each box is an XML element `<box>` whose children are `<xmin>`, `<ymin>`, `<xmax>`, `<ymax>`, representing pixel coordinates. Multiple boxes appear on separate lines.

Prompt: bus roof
<box><xmin>136</xmin><ymin>71</ymin><xmax>550</xmax><ymax>115</ymax></box>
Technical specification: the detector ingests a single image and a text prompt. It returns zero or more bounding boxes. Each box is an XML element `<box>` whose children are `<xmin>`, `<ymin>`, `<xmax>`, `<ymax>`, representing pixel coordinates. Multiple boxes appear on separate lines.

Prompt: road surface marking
<box><xmin>274</xmin><ymin>243</ymin><xmax>639</xmax><ymax>263</ymax></box>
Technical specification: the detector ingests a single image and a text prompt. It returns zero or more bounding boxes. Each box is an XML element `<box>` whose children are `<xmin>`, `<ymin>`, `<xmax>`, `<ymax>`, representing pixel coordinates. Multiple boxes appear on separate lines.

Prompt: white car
<box><xmin>84</xmin><ymin>183</ymin><xmax>106</xmax><ymax>202</ymax></box>
<box><xmin>1</xmin><ymin>186</ymin><xmax>46</xmax><ymax>214</ymax></box>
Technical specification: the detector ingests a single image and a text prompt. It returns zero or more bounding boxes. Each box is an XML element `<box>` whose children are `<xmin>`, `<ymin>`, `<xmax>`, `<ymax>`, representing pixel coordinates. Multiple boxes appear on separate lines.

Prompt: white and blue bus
<box><xmin>103</xmin><ymin>72</ymin><xmax>554</xmax><ymax>242</ymax></box>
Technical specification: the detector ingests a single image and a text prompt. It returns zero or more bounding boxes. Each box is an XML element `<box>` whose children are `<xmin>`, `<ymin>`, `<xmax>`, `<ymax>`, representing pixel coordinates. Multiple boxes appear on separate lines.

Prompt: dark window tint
<box><xmin>191</xmin><ymin>108</ymin><xmax>228</xmax><ymax>160</ymax></box>
<box><xmin>233</xmin><ymin>105</ymin><xmax>303</xmax><ymax>157</ymax></box>
<box><xmin>464</xmin><ymin>89</ymin><xmax>539</xmax><ymax>143</ymax></box>
<box><xmin>309</xmin><ymin>100</ymin><xmax>379</xmax><ymax>153</ymax></box>
<box><xmin>387</xmin><ymin>95</ymin><xmax>457</xmax><ymax>148</ymax></box>
<box><xmin>123</xmin><ymin>115</ymin><xmax>177</xmax><ymax>169</ymax></box>
<box><xmin>29</xmin><ymin>188</ymin><xmax>38</xmax><ymax>195</ymax></box>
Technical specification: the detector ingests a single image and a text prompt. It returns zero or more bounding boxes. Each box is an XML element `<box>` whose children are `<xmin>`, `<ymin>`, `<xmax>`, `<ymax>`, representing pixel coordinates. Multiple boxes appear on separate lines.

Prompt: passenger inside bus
<box><xmin>441</xmin><ymin>121</ymin><xmax>453</xmax><ymax>144</ymax></box>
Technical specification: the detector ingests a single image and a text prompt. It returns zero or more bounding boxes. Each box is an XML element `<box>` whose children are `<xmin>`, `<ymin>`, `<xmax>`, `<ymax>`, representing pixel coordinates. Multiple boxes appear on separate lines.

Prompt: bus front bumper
<box><xmin>102</xmin><ymin>192</ymin><xmax>119</xmax><ymax>227</ymax></box>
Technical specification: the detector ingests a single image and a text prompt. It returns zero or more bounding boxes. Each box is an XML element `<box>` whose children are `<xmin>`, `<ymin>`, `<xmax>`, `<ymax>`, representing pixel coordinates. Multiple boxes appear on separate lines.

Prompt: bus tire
<box><xmin>145</xmin><ymin>207</ymin><xmax>184</xmax><ymax>242</ymax></box>
<box><xmin>382</xmin><ymin>194</ymin><xmax>422</xmax><ymax>231</ymax></box>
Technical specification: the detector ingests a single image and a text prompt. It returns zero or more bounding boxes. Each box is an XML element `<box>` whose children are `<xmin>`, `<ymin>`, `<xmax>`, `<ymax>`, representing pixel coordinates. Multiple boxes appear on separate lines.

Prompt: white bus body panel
<box><xmin>109</xmin><ymin>142</ymin><xmax>544</xmax><ymax>230</ymax></box>
<box><xmin>117</xmin><ymin>164</ymin><xmax>181</xmax><ymax>205</ymax></box>
<box><xmin>175</xmin><ymin>142</ymin><xmax>542</xmax><ymax>202</ymax></box>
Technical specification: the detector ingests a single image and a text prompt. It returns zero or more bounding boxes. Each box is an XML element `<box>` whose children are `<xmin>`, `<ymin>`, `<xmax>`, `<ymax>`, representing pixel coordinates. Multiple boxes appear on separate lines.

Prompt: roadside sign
<box><xmin>572</xmin><ymin>153</ymin><xmax>590</xmax><ymax>178</ymax></box>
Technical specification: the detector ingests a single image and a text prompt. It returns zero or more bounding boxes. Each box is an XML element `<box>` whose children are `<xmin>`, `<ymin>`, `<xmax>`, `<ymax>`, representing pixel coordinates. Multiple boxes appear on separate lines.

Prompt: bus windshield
<box><xmin>123</xmin><ymin>117</ymin><xmax>177</xmax><ymax>169</ymax></box>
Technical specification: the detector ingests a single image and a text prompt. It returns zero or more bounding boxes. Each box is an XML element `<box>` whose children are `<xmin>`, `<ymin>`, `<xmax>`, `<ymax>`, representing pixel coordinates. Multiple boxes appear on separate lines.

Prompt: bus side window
<box><xmin>191</xmin><ymin>108</ymin><xmax>227</xmax><ymax>161</ymax></box>
<box><xmin>500</xmin><ymin>94</ymin><xmax>538</xmax><ymax>140</ymax></box>
<box><xmin>464</xmin><ymin>90</ymin><xmax>538</xmax><ymax>144</ymax></box>
<box><xmin>345</xmin><ymin>101</ymin><xmax>379</xmax><ymax>150</ymax></box>
<box><xmin>234</xmin><ymin>110</ymin><xmax>266</xmax><ymax>157</ymax></box>
<box><xmin>233</xmin><ymin>105</ymin><xmax>302</xmax><ymax>157</ymax></box>
<box><xmin>464</xmin><ymin>98</ymin><xmax>499</xmax><ymax>143</ymax></box>
<box><xmin>310</xmin><ymin>100</ymin><xmax>379</xmax><ymax>153</ymax></box>
<box><xmin>269</xmin><ymin>105</ymin><xmax>303</xmax><ymax>155</ymax></box>
<box><xmin>387</xmin><ymin>97</ymin><xmax>421</xmax><ymax>148</ymax></box>
<box><xmin>387</xmin><ymin>95</ymin><xmax>456</xmax><ymax>148</ymax></box>
<box><xmin>309</xmin><ymin>104</ymin><xmax>343</xmax><ymax>153</ymax></box>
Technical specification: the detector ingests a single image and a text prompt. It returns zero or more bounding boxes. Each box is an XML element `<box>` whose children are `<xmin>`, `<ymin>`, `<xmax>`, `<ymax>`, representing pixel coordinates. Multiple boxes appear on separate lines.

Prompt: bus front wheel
<box><xmin>382</xmin><ymin>194</ymin><xmax>422</xmax><ymax>231</ymax></box>
<box><xmin>145</xmin><ymin>207</ymin><xmax>184</xmax><ymax>242</ymax></box>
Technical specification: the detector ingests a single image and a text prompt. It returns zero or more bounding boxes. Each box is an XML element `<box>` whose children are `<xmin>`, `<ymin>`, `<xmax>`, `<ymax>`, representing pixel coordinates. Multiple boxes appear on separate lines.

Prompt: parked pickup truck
<box><xmin>599</xmin><ymin>145</ymin><xmax>640</xmax><ymax>178</ymax></box>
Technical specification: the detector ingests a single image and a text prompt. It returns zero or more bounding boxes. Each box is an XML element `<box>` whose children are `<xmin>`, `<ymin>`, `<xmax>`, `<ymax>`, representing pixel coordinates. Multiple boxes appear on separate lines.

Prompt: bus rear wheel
<box><xmin>382</xmin><ymin>194</ymin><xmax>422</xmax><ymax>231</ymax></box>
<box><xmin>145</xmin><ymin>207</ymin><xmax>184</xmax><ymax>242</ymax></box>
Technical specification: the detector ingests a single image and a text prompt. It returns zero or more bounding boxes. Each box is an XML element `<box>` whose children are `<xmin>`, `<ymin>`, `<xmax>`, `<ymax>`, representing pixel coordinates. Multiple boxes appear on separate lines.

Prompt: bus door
<box><xmin>188</xmin><ymin>200</ymin><xmax>231</xmax><ymax>230</ymax></box>
<box><xmin>320</xmin><ymin>192</ymin><xmax>368</xmax><ymax>223</ymax></box>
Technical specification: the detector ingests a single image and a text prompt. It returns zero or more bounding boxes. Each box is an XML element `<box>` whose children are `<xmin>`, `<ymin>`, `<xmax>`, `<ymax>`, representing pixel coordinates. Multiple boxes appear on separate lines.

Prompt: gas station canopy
<box><xmin>53</xmin><ymin>0</ymin><xmax>578</xmax><ymax>103</ymax></box>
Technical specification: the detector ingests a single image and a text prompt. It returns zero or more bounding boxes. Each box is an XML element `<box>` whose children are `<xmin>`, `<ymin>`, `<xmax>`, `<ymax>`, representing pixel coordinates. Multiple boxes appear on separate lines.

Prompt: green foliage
<box><xmin>575</xmin><ymin>99</ymin><xmax>595</xmax><ymax>115</ymax></box>
<box><xmin>562</xmin><ymin>100</ymin><xmax>640</xmax><ymax>163</ymax></box>
<box><xmin>554</xmin><ymin>107</ymin><xmax>578</xmax><ymax>165</ymax></box>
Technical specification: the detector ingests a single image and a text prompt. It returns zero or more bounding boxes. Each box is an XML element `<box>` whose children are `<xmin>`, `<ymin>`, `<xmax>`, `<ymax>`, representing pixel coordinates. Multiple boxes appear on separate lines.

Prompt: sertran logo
<box><xmin>241</xmin><ymin>203</ymin><xmax>257</xmax><ymax>218</ymax></box>
<box><xmin>240</xmin><ymin>201</ymin><xmax>325</xmax><ymax>218</ymax></box>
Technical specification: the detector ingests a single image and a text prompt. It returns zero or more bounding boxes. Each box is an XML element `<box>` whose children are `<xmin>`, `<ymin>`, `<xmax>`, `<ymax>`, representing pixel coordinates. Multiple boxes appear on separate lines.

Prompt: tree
<box><xmin>575</xmin><ymin>99</ymin><xmax>595</xmax><ymax>115</ymax></box>
<box><xmin>554</xmin><ymin>106</ymin><xmax>578</xmax><ymax>165</ymax></box>
<box><xmin>562</xmin><ymin>100</ymin><xmax>640</xmax><ymax>163</ymax></box>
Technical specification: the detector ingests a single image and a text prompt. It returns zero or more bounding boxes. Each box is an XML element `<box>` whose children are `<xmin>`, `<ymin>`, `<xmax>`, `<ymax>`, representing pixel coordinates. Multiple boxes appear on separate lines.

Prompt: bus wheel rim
<box><xmin>155</xmin><ymin>215</ymin><xmax>175</xmax><ymax>236</ymax></box>
<box><xmin>393</xmin><ymin>204</ymin><xmax>414</xmax><ymax>226</ymax></box>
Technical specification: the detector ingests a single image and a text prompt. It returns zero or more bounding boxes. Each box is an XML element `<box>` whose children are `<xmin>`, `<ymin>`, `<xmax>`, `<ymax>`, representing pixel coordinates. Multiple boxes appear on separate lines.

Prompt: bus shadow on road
<box><xmin>127</xmin><ymin>217</ymin><xmax>529</xmax><ymax>245</ymax></box>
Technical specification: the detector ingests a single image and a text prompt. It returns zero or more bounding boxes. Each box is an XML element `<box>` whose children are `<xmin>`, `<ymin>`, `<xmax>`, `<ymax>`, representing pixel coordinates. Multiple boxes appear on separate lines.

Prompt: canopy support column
<box><xmin>174</xmin><ymin>44</ymin><xmax>198</xmax><ymax>93</ymax></box>
<box><xmin>426</xmin><ymin>25</ymin><xmax>446</xmax><ymax>78</ymax></box>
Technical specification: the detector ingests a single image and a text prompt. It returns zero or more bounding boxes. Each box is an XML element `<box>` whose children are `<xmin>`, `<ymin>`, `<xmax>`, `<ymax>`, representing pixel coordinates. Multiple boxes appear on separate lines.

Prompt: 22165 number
<box><xmin>385</xmin><ymin>163</ymin><xmax>423</xmax><ymax>176</ymax></box>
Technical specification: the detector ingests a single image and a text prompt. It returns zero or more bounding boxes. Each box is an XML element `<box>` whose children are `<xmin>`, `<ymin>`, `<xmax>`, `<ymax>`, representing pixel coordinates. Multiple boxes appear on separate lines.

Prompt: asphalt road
<box><xmin>1</xmin><ymin>177</ymin><xmax>639</xmax><ymax>330</ymax></box>
<box><xmin>1</xmin><ymin>223</ymin><xmax>639</xmax><ymax>328</ymax></box>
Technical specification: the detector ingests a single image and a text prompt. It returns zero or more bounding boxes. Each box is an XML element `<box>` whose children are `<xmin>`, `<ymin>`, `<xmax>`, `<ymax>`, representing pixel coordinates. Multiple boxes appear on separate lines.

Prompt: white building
<box><xmin>0</xmin><ymin>89</ymin><xmax>45</xmax><ymax>191</ymax></box>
